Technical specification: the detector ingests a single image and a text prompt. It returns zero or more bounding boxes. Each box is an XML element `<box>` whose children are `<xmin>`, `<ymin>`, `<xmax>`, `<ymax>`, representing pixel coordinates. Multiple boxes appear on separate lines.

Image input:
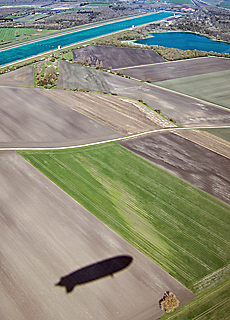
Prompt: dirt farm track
<box><xmin>0</xmin><ymin>151</ymin><xmax>195</xmax><ymax>320</ymax></box>
<box><xmin>1</xmin><ymin>50</ymin><xmax>230</xmax><ymax>319</ymax></box>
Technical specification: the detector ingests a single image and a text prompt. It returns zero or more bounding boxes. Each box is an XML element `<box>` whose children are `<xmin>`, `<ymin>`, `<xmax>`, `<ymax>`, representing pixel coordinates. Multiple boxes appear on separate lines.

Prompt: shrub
<box><xmin>169</xmin><ymin>117</ymin><xmax>176</xmax><ymax>123</ymax></box>
<box><xmin>159</xmin><ymin>292</ymin><xmax>180</xmax><ymax>313</ymax></box>
<box><xmin>116</xmin><ymin>69</ymin><xmax>123</xmax><ymax>76</ymax></box>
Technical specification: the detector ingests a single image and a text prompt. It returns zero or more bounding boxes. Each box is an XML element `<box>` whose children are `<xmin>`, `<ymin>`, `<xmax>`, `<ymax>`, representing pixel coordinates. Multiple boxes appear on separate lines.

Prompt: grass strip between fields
<box><xmin>18</xmin><ymin>142</ymin><xmax>230</xmax><ymax>292</ymax></box>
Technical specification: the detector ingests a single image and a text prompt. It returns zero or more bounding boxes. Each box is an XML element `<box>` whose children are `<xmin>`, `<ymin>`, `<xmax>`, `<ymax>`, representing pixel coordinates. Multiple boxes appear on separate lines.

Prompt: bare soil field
<box><xmin>202</xmin><ymin>128</ymin><xmax>230</xmax><ymax>142</ymax></box>
<box><xmin>121</xmin><ymin>57</ymin><xmax>230</xmax><ymax>83</ymax></box>
<box><xmin>104</xmin><ymin>72</ymin><xmax>230</xmax><ymax>127</ymax></box>
<box><xmin>0</xmin><ymin>66</ymin><xmax>33</xmax><ymax>87</ymax></box>
<box><xmin>0</xmin><ymin>151</ymin><xmax>195</xmax><ymax>320</ymax></box>
<box><xmin>56</xmin><ymin>60</ymin><xmax>110</xmax><ymax>92</ymax></box>
<box><xmin>42</xmin><ymin>90</ymin><xmax>174</xmax><ymax>135</ymax></box>
<box><xmin>120</xmin><ymin>131</ymin><xmax>230</xmax><ymax>205</ymax></box>
<box><xmin>72</xmin><ymin>45</ymin><xmax>165</xmax><ymax>70</ymax></box>
<box><xmin>155</xmin><ymin>70</ymin><xmax>230</xmax><ymax>110</ymax></box>
<box><xmin>0</xmin><ymin>86</ymin><xmax>121</xmax><ymax>148</ymax></box>
<box><xmin>173</xmin><ymin>129</ymin><xmax>230</xmax><ymax>159</ymax></box>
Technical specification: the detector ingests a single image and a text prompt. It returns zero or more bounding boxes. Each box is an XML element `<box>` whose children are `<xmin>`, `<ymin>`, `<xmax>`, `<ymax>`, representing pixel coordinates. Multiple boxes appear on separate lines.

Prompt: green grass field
<box><xmin>154</xmin><ymin>70</ymin><xmax>230</xmax><ymax>109</ymax></box>
<box><xmin>0</xmin><ymin>28</ymin><xmax>50</xmax><ymax>45</ymax></box>
<box><xmin>168</xmin><ymin>0</ymin><xmax>193</xmax><ymax>4</ymax></box>
<box><xmin>13</xmin><ymin>14</ymin><xmax>49</xmax><ymax>23</ymax></box>
<box><xmin>202</xmin><ymin>128</ymin><xmax>230</xmax><ymax>142</ymax></box>
<box><xmin>161</xmin><ymin>279</ymin><xmax>230</xmax><ymax>319</ymax></box>
<box><xmin>19</xmin><ymin>143</ymin><xmax>230</xmax><ymax>292</ymax></box>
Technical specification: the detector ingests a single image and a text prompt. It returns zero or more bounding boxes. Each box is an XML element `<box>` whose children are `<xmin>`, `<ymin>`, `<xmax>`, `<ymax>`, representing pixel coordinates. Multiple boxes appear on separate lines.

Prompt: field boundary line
<box><xmin>2</xmin><ymin>125</ymin><xmax>230</xmax><ymax>152</ymax></box>
<box><xmin>128</xmin><ymin>76</ymin><xmax>230</xmax><ymax>111</ymax></box>
<box><xmin>192</xmin><ymin>297</ymin><xmax>230</xmax><ymax>319</ymax></box>
<box><xmin>173</xmin><ymin>130</ymin><xmax>230</xmax><ymax>160</ymax></box>
<box><xmin>83</xmin><ymin>151</ymin><xmax>227</xmax><ymax>267</ymax></box>
<box><xmin>165</xmin><ymin>280</ymin><xmax>230</xmax><ymax>320</ymax></box>
<box><xmin>113</xmin><ymin>56</ymin><xmax>212</xmax><ymax>70</ymax></box>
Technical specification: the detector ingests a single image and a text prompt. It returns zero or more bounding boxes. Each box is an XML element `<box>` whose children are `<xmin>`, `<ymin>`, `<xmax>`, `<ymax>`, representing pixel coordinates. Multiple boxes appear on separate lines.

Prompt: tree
<box><xmin>159</xmin><ymin>291</ymin><xmax>180</xmax><ymax>313</ymax></box>
<box><xmin>69</xmin><ymin>52</ymin><xmax>72</xmax><ymax>61</ymax></box>
<box><xmin>96</xmin><ymin>59</ymin><xmax>99</xmax><ymax>69</ymax></box>
<box><xmin>116</xmin><ymin>69</ymin><xmax>123</xmax><ymax>76</ymax></box>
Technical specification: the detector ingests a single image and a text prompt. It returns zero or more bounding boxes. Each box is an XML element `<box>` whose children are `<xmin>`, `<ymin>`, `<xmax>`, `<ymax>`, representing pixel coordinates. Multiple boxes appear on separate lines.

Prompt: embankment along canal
<box><xmin>0</xmin><ymin>12</ymin><xmax>174</xmax><ymax>67</ymax></box>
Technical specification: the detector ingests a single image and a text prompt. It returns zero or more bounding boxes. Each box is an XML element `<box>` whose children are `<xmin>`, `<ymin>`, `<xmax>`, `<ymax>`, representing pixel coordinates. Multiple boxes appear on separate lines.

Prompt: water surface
<box><xmin>136</xmin><ymin>32</ymin><xmax>230</xmax><ymax>53</ymax></box>
<box><xmin>0</xmin><ymin>12</ymin><xmax>174</xmax><ymax>66</ymax></box>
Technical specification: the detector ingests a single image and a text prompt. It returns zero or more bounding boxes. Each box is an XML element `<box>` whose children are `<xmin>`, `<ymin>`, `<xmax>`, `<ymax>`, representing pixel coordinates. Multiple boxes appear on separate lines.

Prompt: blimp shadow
<box><xmin>55</xmin><ymin>255</ymin><xmax>133</xmax><ymax>293</ymax></box>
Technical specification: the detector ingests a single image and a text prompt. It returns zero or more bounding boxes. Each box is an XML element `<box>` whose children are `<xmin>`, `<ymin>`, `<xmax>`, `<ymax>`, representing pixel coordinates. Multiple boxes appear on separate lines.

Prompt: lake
<box><xmin>0</xmin><ymin>12</ymin><xmax>174</xmax><ymax>66</ymax></box>
<box><xmin>136</xmin><ymin>32</ymin><xmax>230</xmax><ymax>54</ymax></box>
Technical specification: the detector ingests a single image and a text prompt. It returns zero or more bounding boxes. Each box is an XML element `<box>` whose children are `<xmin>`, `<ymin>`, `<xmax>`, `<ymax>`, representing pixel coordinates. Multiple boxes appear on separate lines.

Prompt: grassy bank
<box><xmin>19</xmin><ymin>143</ymin><xmax>230</xmax><ymax>292</ymax></box>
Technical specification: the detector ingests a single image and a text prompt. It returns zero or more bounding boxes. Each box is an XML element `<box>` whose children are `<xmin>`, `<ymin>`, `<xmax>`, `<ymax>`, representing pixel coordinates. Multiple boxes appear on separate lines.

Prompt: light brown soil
<box><xmin>104</xmin><ymin>72</ymin><xmax>230</xmax><ymax>127</ymax></box>
<box><xmin>0</xmin><ymin>151</ymin><xmax>195</xmax><ymax>320</ymax></box>
<box><xmin>0</xmin><ymin>86</ymin><xmax>121</xmax><ymax>148</ymax></box>
<box><xmin>120</xmin><ymin>131</ymin><xmax>230</xmax><ymax>205</ymax></box>
<box><xmin>0</xmin><ymin>66</ymin><xmax>33</xmax><ymax>87</ymax></box>
<box><xmin>173</xmin><ymin>129</ymin><xmax>230</xmax><ymax>160</ymax></box>
<box><xmin>121</xmin><ymin>57</ymin><xmax>230</xmax><ymax>82</ymax></box>
<box><xmin>72</xmin><ymin>45</ymin><xmax>165</xmax><ymax>70</ymax></box>
<box><xmin>42</xmin><ymin>90</ymin><xmax>175</xmax><ymax>135</ymax></box>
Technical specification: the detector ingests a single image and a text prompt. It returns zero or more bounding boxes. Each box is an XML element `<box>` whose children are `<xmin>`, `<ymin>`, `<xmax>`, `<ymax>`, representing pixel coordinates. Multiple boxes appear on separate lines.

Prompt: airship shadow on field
<box><xmin>56</xmin><ymin>255</ymin><xmax>133</xmax><ymax>293</ymax></box>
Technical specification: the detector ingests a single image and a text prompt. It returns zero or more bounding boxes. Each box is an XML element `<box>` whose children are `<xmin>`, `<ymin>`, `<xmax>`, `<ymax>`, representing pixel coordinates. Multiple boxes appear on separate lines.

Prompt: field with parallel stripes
<box><xmin>19</xmin><ymin>143</ymin><xmax>230</xmax><ymax>291</ymax></box>
<box><xmin>154</xmin><ymin>70</ymin><xmax>230</xmax><ymax>109</ymax></box>
<box><xmin>161</xmin><ymin>279</ymin><xmax>230</xmax><ymax>320</ymax></box>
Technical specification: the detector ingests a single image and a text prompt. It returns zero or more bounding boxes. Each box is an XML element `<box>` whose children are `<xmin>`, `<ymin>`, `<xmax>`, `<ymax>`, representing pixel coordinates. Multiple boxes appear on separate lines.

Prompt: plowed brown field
<box><xmin>120</xmin><ymin>130</ymin><xmax>230</xmax><ymax>205</ymax></box>
<box><xmin>0</xmin><ymin>86</ymin><xmax>121</xmax><ymax>148</ymax></box>
<box><xmin>56</xmin><ymin>60</ymin><xmax>110</xmax><ymax>92</ymax></box>
<box><xmin>43</xmin><ymin>90</ymin><xmax>174</xmax><ymax>135</ymax></box>
<box><xmin>121</xmin><ymin>57</ymin><xmax>230</xmax><ymax>82</ymax></box>
<box><xmin>0</xmin><ymin>151</ymin><xmax>195</xmax><ymax>320</ymax></box>
<box><xmin>72</xmin><ymin>45</ymin><xmax>165</xmax><ymax>69</ymax></box>
<box><xmin>0</xmin><ymin>66</ymin><xmax>33</xmax><ymax>87</ymax></box>
<box><xmin>104</xmin><ymin>72</ymin><xmax>230</xmax><ymax>127</ymax></box>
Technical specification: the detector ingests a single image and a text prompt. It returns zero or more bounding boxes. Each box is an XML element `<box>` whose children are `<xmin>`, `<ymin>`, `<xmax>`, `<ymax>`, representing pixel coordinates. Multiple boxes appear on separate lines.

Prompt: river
<box><xmin>0</xmin><ymin>12</ymin><xmax>174</xmax><ymax>66</ymax></box>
